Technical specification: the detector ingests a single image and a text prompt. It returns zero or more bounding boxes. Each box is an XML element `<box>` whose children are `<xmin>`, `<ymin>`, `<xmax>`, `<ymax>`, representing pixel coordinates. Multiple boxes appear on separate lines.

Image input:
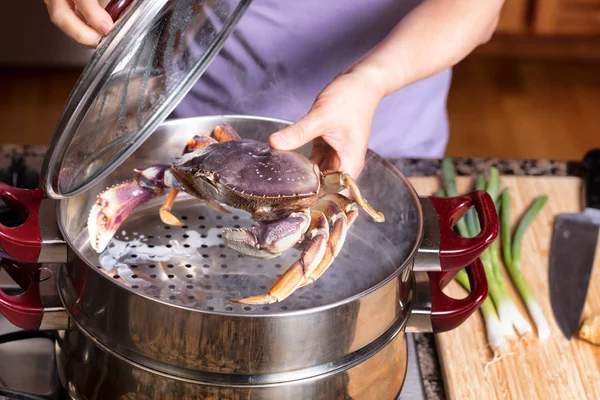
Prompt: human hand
<box><xmin>44</xmin><ymin>0</ymin><xmax>114</xmax><ymax>47</ymax></box>
<box><xmin>269</xmin><ymin>68</ymin><xmax>385</xmax><ymax>179</ymax></box>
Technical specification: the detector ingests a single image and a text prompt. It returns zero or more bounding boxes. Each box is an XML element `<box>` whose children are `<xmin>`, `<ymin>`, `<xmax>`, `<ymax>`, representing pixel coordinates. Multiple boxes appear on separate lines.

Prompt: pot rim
<box><xmin>56</xmin><ymin>114</ymin><xmax>425</xmax><ymax>319</ymax></box>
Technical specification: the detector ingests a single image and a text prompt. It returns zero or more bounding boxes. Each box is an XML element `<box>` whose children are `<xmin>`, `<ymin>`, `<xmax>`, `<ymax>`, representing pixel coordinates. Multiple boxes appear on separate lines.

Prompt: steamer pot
<box><xmin>0</xmin><ymin>1</ymin><xmax>498</xmax><ymax>398</ymax></box>
<box><xmin>0</xmin><ymin>115</ymin><xmax>496</xmax><ymax>399</ymax></box>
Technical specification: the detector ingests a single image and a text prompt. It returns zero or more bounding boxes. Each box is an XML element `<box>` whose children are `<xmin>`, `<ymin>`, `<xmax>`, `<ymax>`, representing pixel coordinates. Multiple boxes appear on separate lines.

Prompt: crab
<box><xmin>88</xmin><ymin>123</ymin><xmax>384</xmax><ymax>304</ymax></box>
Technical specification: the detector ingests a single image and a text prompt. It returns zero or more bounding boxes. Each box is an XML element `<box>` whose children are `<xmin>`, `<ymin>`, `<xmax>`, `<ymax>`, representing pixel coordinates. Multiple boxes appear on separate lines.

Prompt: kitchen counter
<box><xmin>0</xmin><ymin>144</ymin><xmax>581</xmax><ymax>400</ymax></box>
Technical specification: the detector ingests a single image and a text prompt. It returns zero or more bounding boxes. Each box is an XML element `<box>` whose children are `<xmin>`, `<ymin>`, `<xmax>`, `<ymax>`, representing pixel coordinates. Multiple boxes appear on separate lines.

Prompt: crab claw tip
<box><xmin>88</xmin><ymin>203</ymin><xmax>111</xmax><ymax>253</ymax></box>
<box><xmin>159</xmin><ymin>209</ymin><xmax>185</xmax><ymax>226</ymax></box>
<box><xmin>86</xmin><ymin>179</ymin><xmax>160</xmax><ymax>254</ymax></box>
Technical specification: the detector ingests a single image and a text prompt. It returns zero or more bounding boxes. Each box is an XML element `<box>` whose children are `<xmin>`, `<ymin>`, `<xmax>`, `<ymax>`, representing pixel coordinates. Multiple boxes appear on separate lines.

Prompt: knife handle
<box><xmin>583</xmin><ymin>149</ymin><xmax>600</xmax><ymax>210</ymax></box>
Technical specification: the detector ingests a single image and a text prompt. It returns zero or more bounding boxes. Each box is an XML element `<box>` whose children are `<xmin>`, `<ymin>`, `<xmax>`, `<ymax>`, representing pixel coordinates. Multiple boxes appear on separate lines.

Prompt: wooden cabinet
<box><xmin>496</xmin><ymin>0</ymin><xmax>600</xmax><ymax>36</ymax></box>
<box><xmin>477</xmin><ymin>0</ymin><xmax>600</xmax><ymax>60</ymax></box>
<box><xmin>533</xmin><ymin>0</ymin><xmax>600</xmax><ymax>35</ymax></box>
<box><xmin>496</xmin><ymin>0</ymin><xmax>529</xmax><ymax>34</ymax></box>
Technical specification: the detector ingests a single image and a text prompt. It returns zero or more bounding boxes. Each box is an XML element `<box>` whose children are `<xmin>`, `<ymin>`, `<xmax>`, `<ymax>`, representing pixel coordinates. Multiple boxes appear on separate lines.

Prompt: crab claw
<box><xmin>88</xmin><ymin>177</ymin><xmax>164</xmax><ymax>253</ymax></box>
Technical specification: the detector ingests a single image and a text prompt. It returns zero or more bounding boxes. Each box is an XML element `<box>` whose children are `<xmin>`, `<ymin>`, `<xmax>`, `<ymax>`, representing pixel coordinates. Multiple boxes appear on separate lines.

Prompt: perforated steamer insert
<box><xmin>71</xmin><ymin>116</ymin><xmax>425</xmax><ymax>315</ymax></box>
<box><xmin>91</xmin><ymin>190</ymin><xmax>416</xmax><ymax>314</ymax></box>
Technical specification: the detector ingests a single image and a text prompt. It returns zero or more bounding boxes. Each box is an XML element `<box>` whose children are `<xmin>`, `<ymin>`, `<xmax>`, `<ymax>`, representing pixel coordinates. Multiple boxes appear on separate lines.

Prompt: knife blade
<box><xmin>550</xmin><ymin>149</ymin><xmax>600</xmax><ymax>340</ymax></box>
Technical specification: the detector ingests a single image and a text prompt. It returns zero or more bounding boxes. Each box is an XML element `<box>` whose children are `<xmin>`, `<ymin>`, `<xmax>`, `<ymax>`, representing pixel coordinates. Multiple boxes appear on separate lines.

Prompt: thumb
<box><xmin>269</xmin><ymin>113</ymin><xmax>324</xmax><ymax>150</ymax></box>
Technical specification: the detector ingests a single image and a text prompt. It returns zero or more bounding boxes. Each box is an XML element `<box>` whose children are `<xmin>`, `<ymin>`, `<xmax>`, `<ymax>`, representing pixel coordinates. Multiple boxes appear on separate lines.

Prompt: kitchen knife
<box><xmin>550</xmin><ymin>149</ymin><xmax>600</xmax><ymax>340</ymax></box>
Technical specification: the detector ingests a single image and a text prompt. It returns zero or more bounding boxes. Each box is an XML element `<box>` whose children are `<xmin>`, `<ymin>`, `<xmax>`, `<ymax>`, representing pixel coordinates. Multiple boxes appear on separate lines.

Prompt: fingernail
<box><xmin>100</xmin><ymin>20</ymin><xmax>113</xmax><ymax>35</ymax></box>
<box><xmin>270</xmin><ymin>132</ymin><xmax>290</xmax><ymax>148</ymax></box>
<box><xmin>91</xmin><ymin>33</ymin><xmax>103</xmax><ymax>47</ymax></box>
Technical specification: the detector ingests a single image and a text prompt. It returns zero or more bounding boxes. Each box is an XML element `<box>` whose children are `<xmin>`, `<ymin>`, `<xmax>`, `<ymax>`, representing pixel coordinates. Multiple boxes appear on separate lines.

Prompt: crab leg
<box><xmin>159</xmin><ymin>189</ymin><xmax>184</xmax><ymax>226</ymax></box>
<box><xmin>297</xmin><ymin>194</ymin><xmax>361</xmax><ymax>288</ymax></box>
<box><xmin>297</xmin><ymin>199</ymin><xmax>348</xmax><ymax>288</ymax></box>
<box><xmin>319</xmin><ymin>193</ymin><xmax>360</xmax><ymax>227</ymax></box>
<box><xmin>321</xmin><ymin>171</ymin><xmax>385</xmax><ymax>223</ymax></box>
<box><xmin>232</xmin><ymin>210</ymin><xmax>330</xmax><ymax>304</ymax></box>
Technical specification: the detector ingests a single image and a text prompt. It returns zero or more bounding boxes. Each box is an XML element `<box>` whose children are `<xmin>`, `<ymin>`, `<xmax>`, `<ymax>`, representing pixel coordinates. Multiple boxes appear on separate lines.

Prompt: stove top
<box><xmin>0</xmin><ymin>149</ymin><xmax>426</xmax><ymax>400</ymax></box>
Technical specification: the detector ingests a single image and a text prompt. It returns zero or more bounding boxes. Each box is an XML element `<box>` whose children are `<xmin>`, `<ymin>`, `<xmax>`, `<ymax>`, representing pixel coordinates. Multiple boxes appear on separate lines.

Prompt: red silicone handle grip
<box><xmin>105</xmin><ymin>0</ymin><xmax>135</xmax><ymax>21</ymax></box>
<box><xmin>429</xmin><ymin>258</ymin><xmax>488</xmax><ymax>332</ymax></box>
<box><xmin>0</xmin><ymin>258</ymin><xmax>43</xmax><ymax>330</ymax></box>
<box><xmin>430</xmin><ymin>191</ymin><xmax>498</xmax><ymax>271</ymax></box>
<box><xmin>0</xmin><ymin>182</ymin><xmax>43</xmax><ymax>263</ymax></box>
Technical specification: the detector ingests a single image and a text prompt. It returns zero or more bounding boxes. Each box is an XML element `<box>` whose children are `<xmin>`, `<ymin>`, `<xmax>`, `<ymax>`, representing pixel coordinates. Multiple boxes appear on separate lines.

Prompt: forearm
<box><xmin>349</xmin><ymin>0</ymin><xmax>505</xmax><ymax>97</ymax></box>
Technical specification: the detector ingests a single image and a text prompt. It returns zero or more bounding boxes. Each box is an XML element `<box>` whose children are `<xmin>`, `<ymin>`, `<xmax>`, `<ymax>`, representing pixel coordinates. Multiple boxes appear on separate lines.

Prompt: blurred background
<box><xmin>0</xmin><ymin>0</ymin><xmax>598</xmax><ymax>160</ymax></box>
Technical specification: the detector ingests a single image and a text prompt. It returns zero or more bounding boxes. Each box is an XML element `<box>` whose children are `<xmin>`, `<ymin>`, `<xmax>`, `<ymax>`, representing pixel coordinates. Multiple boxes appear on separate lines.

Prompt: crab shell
<box><xmin>171</xmin><ymin>139</ymin><xmax>323</xmax><ymax>220</ymax></box>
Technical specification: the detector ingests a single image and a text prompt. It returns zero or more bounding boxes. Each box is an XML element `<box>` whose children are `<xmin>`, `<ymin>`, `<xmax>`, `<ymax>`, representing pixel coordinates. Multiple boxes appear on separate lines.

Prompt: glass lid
<box><xmin>41</xmin><ymin>0</ymin><xmax>252</xmax><ymax>199</ymax></box>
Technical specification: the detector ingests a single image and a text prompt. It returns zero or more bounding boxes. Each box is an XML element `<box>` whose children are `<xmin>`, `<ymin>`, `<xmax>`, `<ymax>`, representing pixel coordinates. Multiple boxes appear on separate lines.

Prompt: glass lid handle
<box><xmin>105</xmin><ymin>0</ymin><xmax>135</xmax><ymax>21</ymax></box>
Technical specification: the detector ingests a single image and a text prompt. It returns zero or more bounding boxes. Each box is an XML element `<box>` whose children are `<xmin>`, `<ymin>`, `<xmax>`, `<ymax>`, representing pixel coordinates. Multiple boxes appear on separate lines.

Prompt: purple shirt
<box><xmin>172</xmin><ymin>0</ymin><xmax>451</xmax><ymax>159</ymax></box>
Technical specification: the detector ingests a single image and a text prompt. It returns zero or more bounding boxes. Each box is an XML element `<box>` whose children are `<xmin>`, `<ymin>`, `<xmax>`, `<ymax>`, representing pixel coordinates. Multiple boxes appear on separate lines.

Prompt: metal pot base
<box><xmin>56</xmin><ymin>326</ymin><xmax>408</xmax><ymax>400</ymax></box>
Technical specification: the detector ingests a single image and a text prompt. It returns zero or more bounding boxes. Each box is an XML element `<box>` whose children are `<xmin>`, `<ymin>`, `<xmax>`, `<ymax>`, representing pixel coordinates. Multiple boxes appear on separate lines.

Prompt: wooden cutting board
<box><xmin>408</xmin><ymin>175</ymin><xmax>600</xmax><ymax>400</ymax></box>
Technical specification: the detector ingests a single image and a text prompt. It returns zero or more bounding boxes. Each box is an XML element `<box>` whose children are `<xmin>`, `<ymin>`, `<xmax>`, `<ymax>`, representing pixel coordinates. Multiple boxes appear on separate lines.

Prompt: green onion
<box><xmin>433</xmin><ymin>189</ymin><xmax>445</xmax><ymax>197</ymax></box>
<box><xmin>467</xmin><ymin>170</ymin><xmax>518</xmax><ymax>339</ymax></box>
<box><xmin>438</xmin><ymin>158</ymin><xmax>549</xmax><ymax>351</ymax></box>
<box><xmin>439</xmin><ymin>159</ymin><xmax>511</xmax><ymax>353</ymax></box>
<box><xmin>483</xmin><ymin>171</ymin><xmax>533</xmax><ymax>338</ymax></box>
<box><xmin>501</xmin><ymin>191</ymin><xmax>551</xmax><ymax>339</ymax></box>
<box><xmin>465</xmin><ymin>174</ymin><xmax>487</xmax><ymax>237</ymax></box>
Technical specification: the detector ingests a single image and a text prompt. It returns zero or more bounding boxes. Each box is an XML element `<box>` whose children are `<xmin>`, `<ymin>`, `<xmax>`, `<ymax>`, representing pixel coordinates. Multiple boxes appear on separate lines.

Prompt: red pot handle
<box><xmin>0</xmin><ymin>258</ymin><xmax>44</xmax><ymax>330</ymax></box>
<box><xmin>0</xmin><ymin>182</ymin><xmax>44</xmax><ymax>263</ymax></box>
<box><xmin>429</xmin><ymin>191</ymin><xmax>498</xmax><ymax>271</ymax></box>
<box><xmin>428</xmin><ymin>258</ymin><xmax>488</xmax><ymax>332</ymax></box>
<box><xmin>105</xmin><ymin>0</ymin><xmax>135</xmax><ymax>21</ymax></box>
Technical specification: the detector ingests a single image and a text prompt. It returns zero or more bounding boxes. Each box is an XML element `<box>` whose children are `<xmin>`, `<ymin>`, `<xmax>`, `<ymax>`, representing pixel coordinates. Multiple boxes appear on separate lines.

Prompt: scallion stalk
<box><xmin>484</xmin><ymin>171</ymin><xmax>533</xmax><ymax>338</ymax></box>
<box><xmin>465</xmin><ymin>174</ymin><xmax>486</xmax><ymax>237</ymax></box>
<box><xmin>501</xmin><ymin>191</ymin><xmax>551</xmax><ymax>339</ymax></box>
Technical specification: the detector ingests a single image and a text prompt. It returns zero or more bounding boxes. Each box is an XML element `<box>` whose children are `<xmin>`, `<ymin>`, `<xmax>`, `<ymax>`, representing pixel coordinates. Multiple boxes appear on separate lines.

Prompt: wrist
<box><xmin>340</xmin><ymin>62</ymin><xmax>390</xmax><ymax>102</ymax></box>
